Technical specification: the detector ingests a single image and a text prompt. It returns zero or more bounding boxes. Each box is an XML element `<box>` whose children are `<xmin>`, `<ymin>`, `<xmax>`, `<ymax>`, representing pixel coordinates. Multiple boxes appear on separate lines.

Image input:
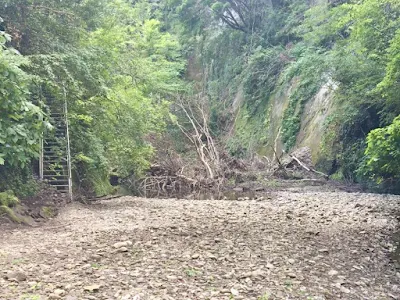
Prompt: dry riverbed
<box><xmin>0</xmin><ymin>191</ymin><xmax>399</xmax><ymax>300</ymax></box>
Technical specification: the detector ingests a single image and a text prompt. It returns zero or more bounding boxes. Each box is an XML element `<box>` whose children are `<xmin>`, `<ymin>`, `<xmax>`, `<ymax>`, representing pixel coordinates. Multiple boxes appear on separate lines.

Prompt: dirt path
<box><xmin>1</xmin><ymin>192</ymin><xmax>399</xmax><ymax>300</ymax></box>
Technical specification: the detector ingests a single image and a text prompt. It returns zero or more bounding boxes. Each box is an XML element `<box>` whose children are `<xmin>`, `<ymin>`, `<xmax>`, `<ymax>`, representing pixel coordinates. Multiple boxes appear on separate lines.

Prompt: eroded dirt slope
<box><xmin>0</xmin><ymin>192</ymin><xmax>399</xmax><ymax>300</ymax></box>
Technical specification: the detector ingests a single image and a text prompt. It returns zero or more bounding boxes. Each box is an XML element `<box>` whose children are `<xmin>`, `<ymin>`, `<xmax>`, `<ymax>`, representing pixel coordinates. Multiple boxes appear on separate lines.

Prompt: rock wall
<box><xmin>234</xmin><ymin>79</ymin><xmax>336</xmax><ymax>165</ymax></box>
<box><xmin>296</xmin><ymin>81</ymin><xmax>337</xmax><ymax>164</ymax></box>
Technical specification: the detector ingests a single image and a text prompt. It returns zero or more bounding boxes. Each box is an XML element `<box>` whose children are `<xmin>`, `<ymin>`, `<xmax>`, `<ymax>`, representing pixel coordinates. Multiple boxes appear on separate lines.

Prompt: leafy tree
<box><xmin>0</xmin><ymin>0</ymin><xmax>107</xmax><ymax>54</ymax></box>
<box><xmin>75</xmin><ymin>0</ymin><xmax>185</xmax><ymax>183</ymax></box>
<box><xmin>299</xmin><ymin>0</ymin><xmax>400</xmax><ymax>180</ymax></box>
<box><xmin>0</xmin><ymin>31</ymin><xmax>47</xmax><ymax>168</ymax></box>
<box><xmin>0</xmin><ymin>0</ymin><xmax>184</xmax><ymax>195</ymax></box>
<box><xmin>377</xmin><ymin>29</ymin><xmax>400</xmax><ymax>122</ymax></box>
<box><xmin>359</xmin><ymin>115</ymin><xmax>400</xmax><ymax>190</ymax></box>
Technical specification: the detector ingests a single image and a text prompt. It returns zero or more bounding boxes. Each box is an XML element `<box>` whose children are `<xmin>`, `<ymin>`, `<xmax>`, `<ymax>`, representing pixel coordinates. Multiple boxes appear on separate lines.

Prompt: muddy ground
<box><xmin>0</xmin><ymin>191</ymin><xmax>399</xmax><ymax>300</ymax></box>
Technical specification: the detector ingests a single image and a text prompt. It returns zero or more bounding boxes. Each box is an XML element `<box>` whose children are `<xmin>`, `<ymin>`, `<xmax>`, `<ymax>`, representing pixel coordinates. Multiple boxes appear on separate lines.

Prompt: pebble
<box><xmin>328</xmin><ymin>270</ymin><xmax>339</xmax><ymax>276</ymax></box>
<box><xmin>113</xmin><ymin>241</ymin><xmax>132</xmax><ymax>249</ymax></box>
<box><xmin>5</xmin><ymin>271</ymin><xmax>27</xmax><ymax>282</ymax></box>
<box><xmin>83</xmin><ymin>284</ymin><xmax>101</xmax><ymax>292</ymax></box>
<box><xmin>230</xmin><ymin>288</ymin><xmax>239</xmax><ymax>296</ymax></box>
<box><xmin>117</xmin><ymin>247</ymin><xmax>129</xmax><ymax>253</ymax></box>
<box><xmin>340</xmin><ymin>286</ymin><xmax>351</xmax><ymax>293</ymax></box>
<box><xmin>54</xmin><ymin>289</ymin><xmax>66</xmax><ymax>296</ymax></box>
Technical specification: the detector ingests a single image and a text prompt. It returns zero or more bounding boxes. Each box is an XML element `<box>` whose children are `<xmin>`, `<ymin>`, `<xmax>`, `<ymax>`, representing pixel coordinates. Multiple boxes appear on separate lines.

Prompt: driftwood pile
<box><xmin>273</xmin><ymin>147</ymin><xmax>328</xmax><ymax>179</ymax></box>
<box><xmin>134</xmin><ymin>147</ymin><xmax>328</xmax><ymax>198</ymax></box>
<box><xmin>137</xmin><ymin>164</ymin><xmax>199</xmax><ymax>198</ymax></box>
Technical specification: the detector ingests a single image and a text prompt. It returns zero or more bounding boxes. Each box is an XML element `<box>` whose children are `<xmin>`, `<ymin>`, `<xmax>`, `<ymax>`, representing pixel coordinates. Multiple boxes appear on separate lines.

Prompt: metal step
<box><xmin>43</xmin><ymin>173</ymin><xmax>64</xmax><ymax>176</ymax></box>
<box><xmin>45</xmin><ymin>181</ymin><xmax>69</xmax><ymax>185</ymax></box>
<box><xmin>43</xmin><ymin>175</ymin><xmax>68</xmax><ymax>177</ymax></box>
<box><xmin>40</xmin><ymin>94</ymin><xmax>72</xmax><ymax>201</ymax></box>
<box><xmin>43</xmin><ymin>148</ymin><xmax>66</xmax><ymax>151</ymax></box>
<box><xmin>44</xmin><ymin>142</ymin><xmax>66</xmax><ymax>145</ymax></box>
<box><xmin>44</xmin><ymin>158</ymin><xmax>67</xmax><ymax>161</ymax></box>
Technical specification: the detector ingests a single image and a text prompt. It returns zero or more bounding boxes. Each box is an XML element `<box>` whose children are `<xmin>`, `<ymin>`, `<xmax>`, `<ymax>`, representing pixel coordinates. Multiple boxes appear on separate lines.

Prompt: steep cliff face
<box><xmin>296</xmin><ymin>82</ymin><xmax>336</xmax><ymax>164</ymax></box>
<box><xmin>230</xmin><ymin>78</ymin><xmax>336</xmax><ymax>166</ymax></box>
<box><xmin>173</xmin><ymin>0</ymin><xmax>400</xmax><ymax>189</ymax></box>
<box><xmin>263</xmin><ymin>79</ymin><xmax>297</xmax><ymax>159</ymax></box>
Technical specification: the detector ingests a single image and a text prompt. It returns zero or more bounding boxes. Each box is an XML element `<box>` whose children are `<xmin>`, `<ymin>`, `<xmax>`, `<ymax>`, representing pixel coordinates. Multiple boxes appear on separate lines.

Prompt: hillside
<box><xmin>0</xmin><ymin>0</ymin><xmax>399</xmax><ymax>202</ymax></box>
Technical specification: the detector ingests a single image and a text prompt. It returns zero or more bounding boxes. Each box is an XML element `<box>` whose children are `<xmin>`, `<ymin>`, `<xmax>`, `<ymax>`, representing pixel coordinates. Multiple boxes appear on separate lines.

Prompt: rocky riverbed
<box><xmin>0</xmin><ymin>191</ymin><xmax>399</xmax><ymax>299</ymax></box>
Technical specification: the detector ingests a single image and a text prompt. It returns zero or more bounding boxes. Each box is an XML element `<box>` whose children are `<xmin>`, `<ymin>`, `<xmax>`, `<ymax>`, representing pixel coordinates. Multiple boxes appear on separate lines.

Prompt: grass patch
<box><xmin>41</xmin><ymin>206</ymin><xmax>55</xmax><ymax>218</ymax></box>
<box><xmin>0</xmin><ymin>190</ymin><xmax>19</xmax><ymax>207</ymax></box>
<box><xmin>20</xmin><ymin>294</ymin><xmax>41</xmax><ymax>300</ymax></box>
<box><xmin>184</xmin><ymin>268</ymin><xmax>202</xmax><ymax>277</ymax></box>
<box><xmin>90</xmin><ymin>263</ymin><xmax>101</xmax><ymax>269</ymax></box>
<box><xmin>284</xmin><ymin>280</ymin><xmax>293</xmax><ymax>289</ymax></box>
<box><xmin>258</xmin><ymin>293</ymin><xmax>270</xmax><ymax>300</ymax></box>
<box><xmin>0</xmin><ymin>205</ymin><xmax>24</xmax><ymax>223</ymax></box>
<box><xmin>12</xmin><ymin>258</ymin><xmax>25</xmax><ymax>265</ymax></box>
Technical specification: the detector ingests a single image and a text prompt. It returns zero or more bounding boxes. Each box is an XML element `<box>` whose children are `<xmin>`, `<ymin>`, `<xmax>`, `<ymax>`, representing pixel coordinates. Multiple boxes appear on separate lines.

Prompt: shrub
<box><xmin>358</xmin><ymin>115</ymin><xmax>400</xmax><ymax>192</ymax></box>
<box><xmin>0</xmin><ymin>190</ymin><xmax>19</xmax><ymax>207</ymax></box>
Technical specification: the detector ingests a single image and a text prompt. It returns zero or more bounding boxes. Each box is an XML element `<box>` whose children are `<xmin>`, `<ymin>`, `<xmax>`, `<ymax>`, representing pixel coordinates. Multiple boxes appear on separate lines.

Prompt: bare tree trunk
<box><xmin>174</xmin><ymin>95</ymin><xmax>221</xmax><ymax>180</ymax></box>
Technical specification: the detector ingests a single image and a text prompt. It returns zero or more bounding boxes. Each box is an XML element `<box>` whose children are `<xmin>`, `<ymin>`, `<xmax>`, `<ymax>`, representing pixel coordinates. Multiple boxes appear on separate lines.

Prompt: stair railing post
<box><xmin>39</xmin><ymin>87</ymin><xmax>44</xmax><ymax>180</ymax></box>
<box><xmin>63</xmin><ymin>86</ymin><xmax>73</xmax><ymax>201</ymax></box>
<box><xmin>39</xmin><ymin>137</ymin><xmax>44</xmax><ymax>180</ymax></box>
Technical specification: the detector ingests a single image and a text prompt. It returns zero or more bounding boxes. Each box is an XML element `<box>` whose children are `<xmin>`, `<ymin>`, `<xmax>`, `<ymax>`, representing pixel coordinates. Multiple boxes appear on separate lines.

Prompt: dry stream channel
<box><xmin>0</xmin><ymin>190</ymin><xmax>400</xmax><ymax>299</ymax></box>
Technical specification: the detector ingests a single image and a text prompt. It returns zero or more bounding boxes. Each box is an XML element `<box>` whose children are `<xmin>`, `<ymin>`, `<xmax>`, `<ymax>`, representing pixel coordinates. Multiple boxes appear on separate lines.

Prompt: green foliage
<box><xmin>257</xmin><ymin>293</ymin><xmax>270</xmax><ymax>300</ymax></box>
<box><xmin>227</xmin><ymin>105</ymin><xmax>269</xmax><ymax>157</ymax></box>
<box><xmin>41</xmin><ymin>206</ymin><xmax>55</xmax><ymax>218</ymax></box>
<box><xmin>0</xmin><ymin>163</ymin><xmax>40</xmax><ymax>199</ymax></box>
<box><xmin>0</xmin><ymin>190</ymin><xmax>22</xmax><ymax>223</ymax></box>
<box><xmin>243</xmin><ymin>47</ymin><xmax>284</xmax><ymax>113</ymax></box>
<box><xmin>0</xmin><ymin>205</ymin><xmax>23</xmax><ymax>223</ymax></box>
<box><xmin>0</xmin><ymin>0</ymin><xmax>107</xmax><ymax>55</ymax></box>
<box><xmin>359</xmin><ymin>116</ymin><xmax>400</xmax><ymax>190</ymax></box>
<box><xmin>281</xmin><ymin>46</ymin><xmax>328</xmax><ymax>150</ymax></box>
<box><xmin>167</xmin><ymin>0</ymin><xmax>314</xmax><ymax>159</ymax></box>
<box><xmin>0</xmin><ymin>190</ymin><xmax>19</xmax><ymax>208</ymax></box>
<box><xmin>298</xmin><ymin>0</ymin><xmax>400</xmax><ymax>183</ymax></box>
<box><xmin>0</xmin><ymin>31</ymin><xmax>47</xmax><ymax>168</ymax></box>
<box><xmin>166</xmin><ymin>0</ymin><xmax>400</xmax><ymax>190</ymax></box>
<box><xmin>74</xmin><ymin>1</ymin><xmax>184</xmax><ymax>187</ymax></box>
<box><xmin>0</xmin><ymin>0</ymin><xmax>185</xmax><ymax>195</ymax></box>
<box><xmin>377</xmin><ymin>29</ymin><xmax>400</xmax><ymax>122</ymax></box>
<box><xmin>1</xmin><ymin>0</ymin><xmax>400</xmax><ymax>194</ymax></box>
<box><xmin>20</xmin><ymin>294</ymin><xmax>41</xmax><ymax>300</ymax></box>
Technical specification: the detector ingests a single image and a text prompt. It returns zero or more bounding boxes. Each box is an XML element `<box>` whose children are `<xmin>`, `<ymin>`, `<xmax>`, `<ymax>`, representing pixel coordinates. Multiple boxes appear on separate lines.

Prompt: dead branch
<box><xmin>271</xmin><ymin>146</ymin><xmax>288</xmax><ymax>177</ymax></box>
<box><xmin>175</xmin><ymin>94</ymin><xmax>222</xmax><ymax>180</ymax></box>
<box><xmin>273</xmin><ymin>126</ymin><xmax>282</xmax><ymax>163</ymax></box>
<box><xmin>176</xmin><ymin>174</ymin><xmax>198</xmax><ymax>185</ymax></box>
<box><xmin>29</xmin><ymin>5</ymin><xmax>76</xmax><ymax>18</ymax></box>
<box><xmin>287</xmin><ymin>152</ymin><xmax>329</xmax><ymax>179</ymax></box>
<box><xmin>289</xmin><ymin>154</ymin><xmax>311</xmax><ymax>171</ymax></box>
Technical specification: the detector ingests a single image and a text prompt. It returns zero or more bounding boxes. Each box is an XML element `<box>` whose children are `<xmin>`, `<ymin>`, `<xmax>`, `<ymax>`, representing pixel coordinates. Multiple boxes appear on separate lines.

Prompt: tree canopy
<box><xmin>1</xmin><ymin>0</ymin><xmax>400</xmax><ymax>195</ymax></box>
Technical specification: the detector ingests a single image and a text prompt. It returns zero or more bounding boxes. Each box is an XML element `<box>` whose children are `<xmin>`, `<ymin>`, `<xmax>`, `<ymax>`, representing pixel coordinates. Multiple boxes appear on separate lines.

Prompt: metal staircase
<box><xmin>39</xmin><ymin>93</ymin><xmax>73</xmax><ymax>200</ymax></box>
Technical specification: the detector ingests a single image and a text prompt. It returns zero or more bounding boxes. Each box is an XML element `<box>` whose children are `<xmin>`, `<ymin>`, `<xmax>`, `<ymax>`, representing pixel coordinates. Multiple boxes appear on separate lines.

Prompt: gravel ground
<box><xmin>0</xmin><ymin>191</ymin><xmax>399</xmax><ymax>300</ymax></box>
